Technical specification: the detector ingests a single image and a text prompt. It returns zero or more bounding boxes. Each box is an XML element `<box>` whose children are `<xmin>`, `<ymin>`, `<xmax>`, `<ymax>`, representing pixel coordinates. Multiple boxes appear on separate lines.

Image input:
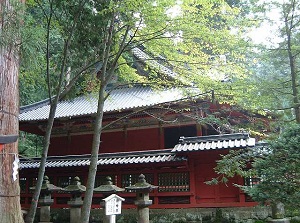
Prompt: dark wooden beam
<box><xmin>0</xmin><ymin>135</ymin><xmax>18</xmax><ymax>144</ymax></box>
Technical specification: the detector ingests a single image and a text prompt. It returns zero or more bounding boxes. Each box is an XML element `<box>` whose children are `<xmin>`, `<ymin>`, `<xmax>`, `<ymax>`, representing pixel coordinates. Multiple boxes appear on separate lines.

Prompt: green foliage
<box><xmin>206</xmin><ymin>148</ymin><xmax>257</xmax><ymax>186</ymax></box>
<box><xmin>248</xmin><ymin>124</ymin><xmax>300</xmax><ymax>207</ymax></box>
<box><xmin>19</xmin><ymin>132</ymin><xmax>43</xmax><ymax>157</ymax></box>
<box><xmin>19</xmin><ymin>71</ymin><xmax>48</xmax><ymax>106</ymax></box>
<box><xmin>18</xmin><ymin>0</ymin><xmax>261</xmax><ymax>123</ymax></box>
<box><xmin>0</xmin><ymin>0</ymin><xmax>24</xmax><ymax>49</ymax></box>
<box><xmin>242</xmin><ymin>0</ymin><xmax>300</xmax><ymax>122</ymax></box>
<box><xmin>211</xmin><ymin>124</ymin><xmax>300</xmax><ymax>209</ymax></box>
<box><xmin>291</xmin><ymin>219</ymin><xmax>300</xmax><ymax>223</ymax></box>
<box><xmin>19</xmin><ymin>0</ymin><xmax>258</xmax><ymax>109</ymax></box>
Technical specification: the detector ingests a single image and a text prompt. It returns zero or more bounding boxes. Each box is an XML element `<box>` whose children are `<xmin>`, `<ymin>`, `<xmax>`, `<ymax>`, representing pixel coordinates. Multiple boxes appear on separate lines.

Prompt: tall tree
<box><xmin>0</xmin><ymin>0</ymin><xmax>25</xmax><ymax>222</ymax></box>
<box><xmin>243</xmin><ymin>0</ymin><xmax>300</xmax><ymax>124</ymax></box>
<box><xmin>24</xmin><ymin>0</ymin><xmax>100</xmax><ymax>222</ymax></box>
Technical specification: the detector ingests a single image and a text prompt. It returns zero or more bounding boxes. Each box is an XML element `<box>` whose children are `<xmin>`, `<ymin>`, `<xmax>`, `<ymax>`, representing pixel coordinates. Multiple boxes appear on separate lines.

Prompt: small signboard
<box><xmin>103</xmin><ymin>194</ymin><xmax>125</xmax><ymax>216</ymax></box>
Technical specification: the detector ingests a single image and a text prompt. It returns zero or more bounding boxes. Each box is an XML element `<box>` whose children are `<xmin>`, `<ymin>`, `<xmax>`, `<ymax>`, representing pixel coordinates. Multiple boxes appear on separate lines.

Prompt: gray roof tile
<box><xmin>172</xmin><ymin>133</ymin><xmax>255</xmax><ymax>152</ymax></box>
<box><xmin>20</xmin><ymin>85</ymin><xmax>198</xmax><ymax>121</ymax></box>
<box><xmin>20</xmin><ymin>149</ymin><xmax>186</xmax><ymax>169</ymax></box>
<box><xmin>131</xmin><ymin>48</ymin><xmax>177</xmax><ymax>78</ymax></box>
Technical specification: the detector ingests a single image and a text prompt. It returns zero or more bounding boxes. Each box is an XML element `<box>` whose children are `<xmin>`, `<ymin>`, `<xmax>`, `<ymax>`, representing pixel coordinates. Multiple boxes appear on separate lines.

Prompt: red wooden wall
<box><xmin>49</xmin><ymin>127</ymin><xmax>172</xmax><ymax>156</ymax></box>
<box><xmin>191</xmin><ymin>150</ymin><xmax>241</xmax><ymax>206</ymax></box>
<box><xmin>21</xmin><ymin>123</ymin><xmax>256</xmax><ymax>209</ymax></box>
<box><xmin>20</xmin><ymin>148</ymin><xmax>256</xmax><ymax>209</ymax></box>
<box><xmin>49</xmin><ymin>125</ymin><xmax>197</xmax><ymax>156</ymax></box>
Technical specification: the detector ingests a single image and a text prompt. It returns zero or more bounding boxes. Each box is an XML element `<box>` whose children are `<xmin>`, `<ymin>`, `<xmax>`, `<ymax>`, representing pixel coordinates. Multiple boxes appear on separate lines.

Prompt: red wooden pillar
<box><xmin>237</xmin><ymin>176</ymin><xmax>246</xmax><ymax>203</ymax></box>
<box><xmin>159</xmin><ymin>123</ymin><xmax>164</xmax><ymax>149</ymax></box>
<box><xmin>196</xmin><ymin>124</ymin><xmax>202</xmax><ymax>136</ymax></box>
<box><xmin>152</xmin><ymin>168</ymin><xmax>159</xmax><ymax>206</ymax></box>
<box><xmin>123</xmin><ymin>126</ymin><xmax>128</xmax><ymax>151</ymax></box>
<box><xmin>188</xmin><ymin>158</ymin><xmax>197</xmax><ymax>205</ymax></box>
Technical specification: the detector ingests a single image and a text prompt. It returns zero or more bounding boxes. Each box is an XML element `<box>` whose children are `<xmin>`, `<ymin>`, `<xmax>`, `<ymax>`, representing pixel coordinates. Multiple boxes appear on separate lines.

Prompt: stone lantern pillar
<box><xmin>125</xmin><ymin>174</ymin><xmax>158</xmax><ymax>223</ymax></box>
<box><xmin>30</xmin><ymin>176</ymin><xmax>61</xmax><ymax>223</ymax></box>
<box><xmin>62</xmin><ymin>176</ymin><xmax>86</xmax><ymax>223</ymax></box>
<box><xmin>94</xmin><ymin>176</ymin><xmax>125</xmax><ymax>223</ymax></box>
<box><xmin>268</xmin><ymin>202</ymin><xmax>290</xmax><ymax>223</ymax></box>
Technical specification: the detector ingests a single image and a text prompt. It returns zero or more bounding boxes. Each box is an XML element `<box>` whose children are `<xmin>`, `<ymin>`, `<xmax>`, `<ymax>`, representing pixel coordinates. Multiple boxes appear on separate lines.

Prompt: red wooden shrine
<box><xmin>19</xmin><ymin>85</ymin><xmax>268</xmax><ymax>210</ymax></box>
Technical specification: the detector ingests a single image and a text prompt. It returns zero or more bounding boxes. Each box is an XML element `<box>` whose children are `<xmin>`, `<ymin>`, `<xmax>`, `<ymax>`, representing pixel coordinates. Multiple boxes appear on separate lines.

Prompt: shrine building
<box><xmin>18</xmin><ymin>84</ymin><xmax>267</xmax><ymax>210</ymax></box>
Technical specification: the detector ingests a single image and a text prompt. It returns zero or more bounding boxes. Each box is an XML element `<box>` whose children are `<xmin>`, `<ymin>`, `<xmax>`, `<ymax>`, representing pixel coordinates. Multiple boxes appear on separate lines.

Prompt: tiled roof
<box><xmin>19</xmin><ymin>134</ymin><xmax>258</xmax><ymax>170</ymax></box>
<box><xmin>20</xmin><ymin>149</ymin><xmax>186</xmax><ymax>169</ymax></box>
<box><xmin>20</xmin><ymin>85</ymin><xmax>198</xmax><ymax>122</ymax></box>
<box><xmin>132</xmin><ymin>48</ymin><xmax>177</xmax><ymax>78</ymax></box>
<box><xmin>172</xmin><ymin>133</ymin><xmax>256</xmax><ymax>152</ymax></box>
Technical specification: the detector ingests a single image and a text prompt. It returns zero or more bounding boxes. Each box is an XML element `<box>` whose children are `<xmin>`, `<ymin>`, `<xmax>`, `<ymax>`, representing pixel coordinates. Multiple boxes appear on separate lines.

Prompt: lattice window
<box><xmin>121</xmin><ymin>173</ymin><xmax>154</xmax><ymax>188</ymax></box>
<box><xmin>244</xmin><ymin>176</ymin><xmax>260</xmax><ymax>187</ymax></box>
<box><xmin>158</xmin><ymin>172</ymin><xmax>190</xmax><ymax>192</ymax></box>
<box><xmin>57</xmin><ymin>176</ymin><xmax>75</xmax><ymax>188</ymax></box>
<box><xmin>28</xmin><ymin>177</ymin><xmax>37</xmax><ymax>193</ymax></box>
<box><xmin>244</xmin><ymin>176</ymin><xmax>260</xmax><ymax>202</ymax></box>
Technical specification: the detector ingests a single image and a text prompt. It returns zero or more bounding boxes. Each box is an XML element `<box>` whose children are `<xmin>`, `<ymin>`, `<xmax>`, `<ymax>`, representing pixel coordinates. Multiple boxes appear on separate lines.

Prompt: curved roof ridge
<box><xmin>20</xmin><ymin>98</ymin><xmax>51</xmax><ymax>113</ymax></box>
<box><xmin>19</xmin><ymin>85</ymin><xmax>203</xmax><ymax>122</ymax></box>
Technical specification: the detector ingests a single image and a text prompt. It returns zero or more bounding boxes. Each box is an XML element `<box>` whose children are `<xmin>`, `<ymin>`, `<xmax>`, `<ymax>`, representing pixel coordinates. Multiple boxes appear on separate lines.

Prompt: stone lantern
<box><xmin>30</xmin><ymin>176</ymin><xmax>61</xmax><ymax>223</ymax></box>
<box><xmin>94</xmin><ymin>176</ymin><xmax>125</xmax><ymax>196</ymax></box>
<box><xmin>268</xmin><ymin>202</ymin><xmax>290</xmax><ymax>223</ymax></box>
<box><xmin>62</xmin><ymin>176</ymin><xmax>86</xmax><ymax>223</ymax></box>
<box><xmin>125</xmin><ymin>174</ymin><xmax>158</xmax><ymax>223</ymax></box>
<box><xmin>94</xmin><ymin>176</ymin><xmax>125</xmax><ymax>223</ymax></box>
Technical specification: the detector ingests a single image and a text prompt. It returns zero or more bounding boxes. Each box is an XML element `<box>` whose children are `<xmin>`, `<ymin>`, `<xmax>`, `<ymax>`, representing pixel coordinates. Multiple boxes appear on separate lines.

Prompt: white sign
<box><xmin>103</xmin><ymin>194</ymin><xmax>125</xmax><ymax>216</ymax></box>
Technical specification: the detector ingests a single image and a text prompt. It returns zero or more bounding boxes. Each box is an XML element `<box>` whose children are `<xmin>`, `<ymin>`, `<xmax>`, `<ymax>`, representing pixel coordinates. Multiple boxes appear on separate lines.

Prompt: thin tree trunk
<box><xmin>287</xmin><ymin>27</ymin><xmax>300</xmax><ymax>123</ymax></box>
<box><xmin>24</xmin><ymin>99</ymin><xmax>59</xmax><ymax>223</ymax></box>
<box><xmin>80</xmin><ymin>83</ymin><xmax>106</xmax><ymax>223</ymax></box>
<box><xmin>25</xmin><ymin>2</ymin><xmax>88</xmax><ymax>222</ymax></box>
<box><xmin>0</xmin><ymin>1</ymin><xmax>24</xmax><ymax>221</ymax></box>
<box><xmin>80</xmin><ymin>13</ymin><xmax>131</xmax><ymax>222</ymax></box>
<box><xmin>80</xmin><ymin>15</ymin><xmax>116</xmax><ymax>222</ymax></box>
<box><xmin>285</xmin><ymin>1</ymin><xmax>300</xmax><ymax>123</ymax></box>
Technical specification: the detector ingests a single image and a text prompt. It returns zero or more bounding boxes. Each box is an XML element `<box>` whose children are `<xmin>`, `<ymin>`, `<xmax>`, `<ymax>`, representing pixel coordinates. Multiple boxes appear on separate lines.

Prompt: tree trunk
<box><xmin>0</xmin><ymin>1</ymin><xmax>24</xmax><ymax>222</ymax></box>
<box><xmin>287</xmin><ymin>28</ymin><xmax>300</xmax><ymax>123</ymax></box>
<box><xmin>80</xmin><ymin>16</ymin><xmax>115</xmax><ymax>223</ymax></box>
<box><xmin>24</xmin><ymin>100</ymin><xmax>59</xmax><ymax>223</ymax></box>
<box><xmin>285</xmin><ymin>1</ymin><xmax>300</xmax><ymax>123</ymax></box>
<box><xmin>80</xmin><ymin>83</ymin><xmax>106</xmax><ymax>223</ymax></box>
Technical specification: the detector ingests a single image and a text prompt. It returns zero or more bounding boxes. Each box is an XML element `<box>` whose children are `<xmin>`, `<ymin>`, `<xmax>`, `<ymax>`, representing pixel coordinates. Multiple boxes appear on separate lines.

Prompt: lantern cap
<box><xmin>62</xmin><ymin>176</ymin><xmax>86</xmax><ymax>193</ymax></box>
<box><xmin>30</xmin><ymin>176</ymin><xmax>62</xmax><ymax>192</ymax></box>
<box><xmin>125</xmin><ymin>174</ymin><xmax>158</xmax><ymax>191</ymax></box>
<box><xmin>94</xmin><ymin>176</ymin><xmax>125</xmax><ymax>193</ymax></box>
